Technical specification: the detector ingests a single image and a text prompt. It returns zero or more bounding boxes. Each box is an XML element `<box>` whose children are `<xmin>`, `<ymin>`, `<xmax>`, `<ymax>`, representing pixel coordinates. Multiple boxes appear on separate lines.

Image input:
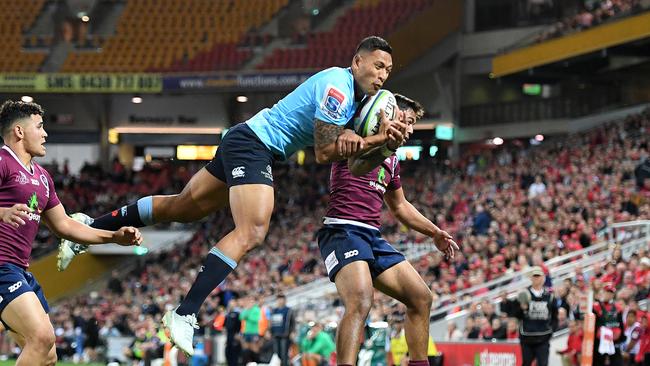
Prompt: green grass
<box><xmin>0</xmin><ymin>361</ymin><xmax>105</xmax><ymax>366</ymax></box>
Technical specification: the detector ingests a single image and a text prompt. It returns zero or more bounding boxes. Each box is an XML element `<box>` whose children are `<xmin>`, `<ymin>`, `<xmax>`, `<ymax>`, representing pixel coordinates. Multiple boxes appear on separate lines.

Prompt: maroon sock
<box><xmin>408</xmin><ymin>360</ymin><xmax>429</xmax><ymax>366</ymax></box>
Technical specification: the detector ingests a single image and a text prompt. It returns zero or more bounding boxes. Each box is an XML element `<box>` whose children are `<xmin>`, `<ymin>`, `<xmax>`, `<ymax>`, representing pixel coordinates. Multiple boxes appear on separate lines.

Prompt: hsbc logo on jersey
<box><xmin>321</xmin><ymin>85</ymin><xmax>346</xmax><ymax>119</ymax></box>
<box><xmin>8</xmin><ymin>281</ymin><xmax>22</xmax><ymax>293</ymax></box>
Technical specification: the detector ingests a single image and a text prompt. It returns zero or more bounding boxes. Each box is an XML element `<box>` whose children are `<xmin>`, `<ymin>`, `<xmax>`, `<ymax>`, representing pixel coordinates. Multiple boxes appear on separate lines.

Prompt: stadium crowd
<box><xmin>8</xmin><ymin>107</ymin><xmax>649</xmax><ymax>363</ymax></box>
<box><xmin>534</xmin><ymin>0</ymin><xmax>646</xmax><ymax>43</ymax></box>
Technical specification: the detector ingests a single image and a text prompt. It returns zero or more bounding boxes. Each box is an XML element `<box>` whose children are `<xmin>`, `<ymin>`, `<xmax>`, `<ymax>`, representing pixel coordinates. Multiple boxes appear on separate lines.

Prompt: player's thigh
<box><xmin>229</xmin><ymin>184</ymin><xmax>274</xmax><ymax>232</ymax></box>
<box><xmin>373</xmin><ymin>260</ymin><xmax>431</xmax><ymax>306</ymax></box>
<box><xmin>1</xmin><ymin>292</ymin><xmax>53</xmax><ymax>345</ymax></box>
<box><xmin>334</xmin><ymin>261</ymin><xmax>374</xmax><ymax>306</ymax></box>
<box><xmin>175</xmin><ymin>167</ymin><xmax>229</xmax><ymax>215</ymax></box>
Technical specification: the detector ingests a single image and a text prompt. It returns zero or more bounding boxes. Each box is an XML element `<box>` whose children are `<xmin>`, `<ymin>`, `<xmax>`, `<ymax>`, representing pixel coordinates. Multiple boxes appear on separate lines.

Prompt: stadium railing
<box><xmin>428</xmin><ymin>220</ymin><xmax>650</xmax><ymax>338</ymax></box>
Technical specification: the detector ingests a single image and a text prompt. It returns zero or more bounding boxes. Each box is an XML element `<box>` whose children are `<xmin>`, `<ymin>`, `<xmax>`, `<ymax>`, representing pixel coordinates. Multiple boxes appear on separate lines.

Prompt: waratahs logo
<box><xmin>26</xmin><ymin>192</ymin><xmax>41</xmax><ymax>222</ymax></box>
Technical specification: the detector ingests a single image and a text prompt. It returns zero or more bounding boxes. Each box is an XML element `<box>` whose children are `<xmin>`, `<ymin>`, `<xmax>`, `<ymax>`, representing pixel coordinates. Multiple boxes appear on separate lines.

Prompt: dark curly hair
<box><xmin>0</xmin><ymin>100</ymin><xmax>45</xmax><ymax>137</ymax></box>
<box><xmin>394</xmin><ymin>93</ymin><xmax>425</xmax><ymax>120</ymax></box>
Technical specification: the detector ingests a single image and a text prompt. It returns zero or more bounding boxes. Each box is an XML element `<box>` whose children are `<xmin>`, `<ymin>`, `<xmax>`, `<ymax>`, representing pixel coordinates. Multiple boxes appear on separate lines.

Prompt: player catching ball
<box><xmin>317</xmin><ymin>93</ymin><xmax>458</xmax><ymax>366</ymax></box>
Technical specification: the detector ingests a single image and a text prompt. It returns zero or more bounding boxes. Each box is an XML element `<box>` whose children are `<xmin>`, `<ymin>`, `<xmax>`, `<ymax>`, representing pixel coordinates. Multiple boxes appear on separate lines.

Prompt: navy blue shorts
<box><xmin>317</xmin><ymin>224</ymin><xmax>406</xmax><ymax>282</ymax></box>
<box><xmin>0</xmin><ymin>263</ymin><xmax>49</xmax><ymax>330</ymax></box>
<box><xmin>206</xmin><ymin>123</ymin><xmax>278</xmax><ymax>187</ymax></box>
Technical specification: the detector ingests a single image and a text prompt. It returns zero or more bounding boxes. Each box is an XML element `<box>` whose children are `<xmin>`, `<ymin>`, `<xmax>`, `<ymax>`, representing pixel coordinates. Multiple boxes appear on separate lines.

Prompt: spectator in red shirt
<box><xmin>557</xmin><ymin>319</ymin><xmax>583</xmax><ymax>366</ymax></box>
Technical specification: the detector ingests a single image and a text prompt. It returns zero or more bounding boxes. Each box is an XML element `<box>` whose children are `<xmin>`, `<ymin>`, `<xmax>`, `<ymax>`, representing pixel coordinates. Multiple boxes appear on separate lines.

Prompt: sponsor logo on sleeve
<box><xmin>320</xmin><ymin>85</ymin><xmax>347</xmax><ymax>120</ymax></box>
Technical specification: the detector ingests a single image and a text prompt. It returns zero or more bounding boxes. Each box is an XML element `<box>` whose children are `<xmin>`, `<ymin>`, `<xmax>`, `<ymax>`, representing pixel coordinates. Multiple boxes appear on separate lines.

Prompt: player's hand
<box><xmin>112</xmin><ymin>227</ymin><xmax>143</xmax><ymax>246</ymax></box>
<box><xmin>0</xmin><ymin>204</ymin><xmax>32</xmax><ymax>228</ymax></box>
<box><xmin>337</xmin><ymin>129</ymin><xmax>365</xmax><ymax>157</ymax></box>
<box><xmin>432</xmin><ymin>229</ymin><xmax>458</xmax><ymax>260</ymax></box>
<box><xmin>379</xmin><ymin>109</ymin><xmax>407</xmax><ymax>150</ymax></box>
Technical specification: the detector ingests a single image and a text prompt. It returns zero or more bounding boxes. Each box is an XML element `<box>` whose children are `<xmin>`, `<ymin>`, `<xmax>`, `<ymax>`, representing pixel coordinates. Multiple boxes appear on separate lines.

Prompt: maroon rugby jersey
<box><xmin>0</xmin><ymin>146</ymin><xmax>60</xmax><ymax>268</ymax></box>
<box><xmin>325</xmin><ymin>155</ymin><xmax>401</xmax><ymax>228</ymax></box>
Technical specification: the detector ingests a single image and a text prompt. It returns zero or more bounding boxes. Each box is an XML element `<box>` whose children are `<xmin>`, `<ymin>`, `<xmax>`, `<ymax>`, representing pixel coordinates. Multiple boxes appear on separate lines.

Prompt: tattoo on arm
<box><xmin>314</xmin><ymin>120</ymin><xmax>343</xmax><ymax>148</ymax></box>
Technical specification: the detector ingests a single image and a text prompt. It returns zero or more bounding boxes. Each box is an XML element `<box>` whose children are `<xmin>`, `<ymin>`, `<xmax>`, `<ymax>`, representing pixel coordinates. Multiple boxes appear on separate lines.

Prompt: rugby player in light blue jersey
<box><xmin>57</xmin><ymin>36</ymin><xmax>406</xmax><ymax>355</ymax></box>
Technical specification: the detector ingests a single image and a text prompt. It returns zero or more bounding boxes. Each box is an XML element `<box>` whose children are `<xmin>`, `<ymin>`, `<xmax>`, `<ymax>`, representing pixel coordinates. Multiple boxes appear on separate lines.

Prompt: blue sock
<box><xmin>91</xmin><ymin>196</ymin><xmax>154</xmax><ymax>230</ymax></box>
<box><xmin>176</xmin><ymin>247</ymin><xmax>237</xmax><ymax>316</ymax></box>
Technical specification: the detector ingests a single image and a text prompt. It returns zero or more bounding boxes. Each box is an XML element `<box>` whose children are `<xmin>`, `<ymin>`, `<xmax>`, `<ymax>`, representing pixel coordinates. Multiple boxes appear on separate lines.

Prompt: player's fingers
<box><xmin>15</xmin><ymin>211</ymin><xmax>30</xmax><ymax>220</ymax></box>
<box><xmin>11</xmin><ymin>216</ymin><xmax>26</xmax><ymax>226</ymax></box>
<box><xmin>13</xmin><ymin>204</ymin><xmax>32</xmax><ymax>212</ymax></box>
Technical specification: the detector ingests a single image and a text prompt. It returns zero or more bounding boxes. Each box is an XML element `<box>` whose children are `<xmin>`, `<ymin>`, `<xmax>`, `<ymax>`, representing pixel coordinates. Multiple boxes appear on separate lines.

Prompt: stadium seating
<box><xmin>60</xmin><ymin>0</ymin><xmax>288</xmax><ymax>72</ymax></box>
<box><xmin>257</xmin><ymin>0</ymin><xmax>431</xmax><ymax>70</ymax></box>
<box><xmin>0</xmin><ymin>0</ymin><xmax>47</xmax><ymax>72</ymax></box>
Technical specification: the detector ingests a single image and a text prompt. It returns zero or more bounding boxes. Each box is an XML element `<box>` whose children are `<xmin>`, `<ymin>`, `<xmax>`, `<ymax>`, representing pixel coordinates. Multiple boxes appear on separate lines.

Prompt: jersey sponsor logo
<box><xmin>8</xmin><ymin>281</ymin><xmax>22</xmax><ymax>293</ymax></box>
<box><xmin>324</xmin><ymin>251</ymin><xmax>338</xmax><ymax>274</ymax></box>
<box><xmin>26</xmin><ymin>192</ymin><xmax>42</xmax><ymax>222</ymax></box>
<box><xmin>232</xmin><ymin>166</ymin><xmax>245</xmax><ymax>179</ymax></box>
<box><xmin>40</xmin><ymin>174</ymin><xmax>50</xmax><ymax>198</ymax></box>
<box><xmin>344</xmin><ymin>249</ymin><xmax>359</xmax><ymax>259</ymax></box>
<box><xmin>261</xmin><ymin>165</ymin><xmax>273</xmax><ymax>181</ymax></box>
<box><xmin>15</xmin><ymin>171</ymin><xmax>28</xmax><ymax>185</ymax></box>
<box><xmin>320</xmin><ymin>85</ymin><xmax>346</xmax><ymax>119</ymax></box>
<box><xmin>368</xmin><ymin>180</ymin><xmax>387</xmax><ymax>194</ymax></box>
<box><xmin>30</xmin><ymin>178</ymin><xmax>39</xmax><ymax>186</ymax></box>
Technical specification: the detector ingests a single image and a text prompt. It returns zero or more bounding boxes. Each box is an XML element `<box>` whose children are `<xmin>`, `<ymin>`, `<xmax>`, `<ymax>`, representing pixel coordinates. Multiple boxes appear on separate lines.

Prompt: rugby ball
<box><xmin>354</xmin><ymin>89</ymin><xmax>397</xmax><ymax>137</ymax></box>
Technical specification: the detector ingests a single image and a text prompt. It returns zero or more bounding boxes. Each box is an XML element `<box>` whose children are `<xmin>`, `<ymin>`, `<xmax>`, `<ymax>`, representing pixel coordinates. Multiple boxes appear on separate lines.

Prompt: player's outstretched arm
<box><xmin>384</xmin><ymin>188</ymin><xmax>458</xmax><ymax>258</ymax></box>
<box><xmin>42</xmin><ymin>204</ymin><xmax>143</xmax><ymax>246</ymax></box>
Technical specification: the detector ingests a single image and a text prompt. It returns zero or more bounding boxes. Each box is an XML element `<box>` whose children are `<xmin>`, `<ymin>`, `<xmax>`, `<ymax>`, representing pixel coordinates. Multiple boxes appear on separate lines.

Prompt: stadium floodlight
<box><xmin>131</xmin><ymin>96</ymin><xmax>143</xmax><ymax>104</ymax></box>
<box><xmin>492</xmin><ymin>137</ymin><xmax>504</xmax><ymax>145</ymax></box>
<box><xmin>21</xmin><ymin>96</ymin><xmax>33</xmax><ymax>103</ymax></box>
<box><xmin>236</xmin><ymin>95</ymin><xmax>248</xmax><ymax>103</ymax></box>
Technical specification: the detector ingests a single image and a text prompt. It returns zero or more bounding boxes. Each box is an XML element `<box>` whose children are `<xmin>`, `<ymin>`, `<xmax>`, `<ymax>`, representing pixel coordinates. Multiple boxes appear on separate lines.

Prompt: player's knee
<box><xmin>237</xmin><ymin>224</ymin><xmax>268</xmax><ymax>250</ymax></box>
<box><xmin>28</xmin><ymin>327</ymin><xmax>55</xmax><ymax>353</ymax></box>
<box><xmin>344</xmin><ymin>288</ymin><xmax>373</xmax><ymax>316</ymax></box>
<box><xmin>408</xmin><ymin>286</ymin><xmax>433</xmax><ymax>312</ymax></box>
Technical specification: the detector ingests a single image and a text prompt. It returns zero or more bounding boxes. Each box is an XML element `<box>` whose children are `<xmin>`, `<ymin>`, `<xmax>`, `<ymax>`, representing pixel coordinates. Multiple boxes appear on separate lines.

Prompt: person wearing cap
<box><xmin>512</xmin><ymin>266</ymin><xmax>558</xmax><ymax>366</ymax></box>
<box><xmin>593</xmin><ymin>283</ymin><xmax>625</xmax><ymax>366</ymax></box>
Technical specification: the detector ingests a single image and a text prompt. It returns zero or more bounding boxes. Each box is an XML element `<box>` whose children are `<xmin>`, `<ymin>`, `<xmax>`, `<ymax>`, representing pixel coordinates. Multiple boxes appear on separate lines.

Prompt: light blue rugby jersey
<box><xmin>246</xmin><ymin>67</ymin><xmax>362</xmax><ymax>160</ymax></box>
